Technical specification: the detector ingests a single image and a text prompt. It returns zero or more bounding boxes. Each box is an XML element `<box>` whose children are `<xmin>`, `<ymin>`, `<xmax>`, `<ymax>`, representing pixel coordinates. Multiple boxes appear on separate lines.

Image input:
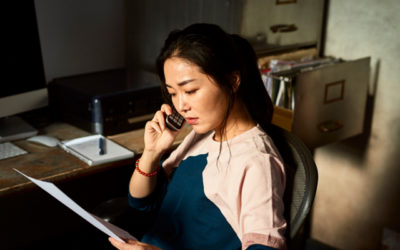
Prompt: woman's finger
<box><xmin>146</xmin><ymin>120</ymin><xmax>162</xmax><ymax>134</ymax></box>
<box><xmin>152</xmin><ymin>111</ymin><xmax>166</xmax><ymax>131</ymax></box>
<box><xmin>160</xmin><ymin>103</ymin><xmax>173</xmax><ymax>115</ymax></box>
<box><xmin>109</xmin><ymin>237</ymin><xmax>161</xmax><ymax>250</ymax></box>
<box><xmin>109</xmin><ymin>237</ymin><xmax>136</xmax><ymax>249</ymax></box>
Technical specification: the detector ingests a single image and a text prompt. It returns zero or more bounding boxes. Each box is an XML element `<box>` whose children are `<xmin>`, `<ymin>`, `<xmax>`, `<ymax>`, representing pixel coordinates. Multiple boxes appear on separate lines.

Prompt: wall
<box><xmin>34</xmin><ymin>0</ymin><xmax>126</xmax><ymax>83</ymax></box>
<box><xmin>311</xmin><ymin>1</ymin><xmax>400</xmax><ymax>249</ymax></box>
<box><xmin>125</xmin><ymin>0</ymin><xmax>243</xmax><ymax>88</ymax></box>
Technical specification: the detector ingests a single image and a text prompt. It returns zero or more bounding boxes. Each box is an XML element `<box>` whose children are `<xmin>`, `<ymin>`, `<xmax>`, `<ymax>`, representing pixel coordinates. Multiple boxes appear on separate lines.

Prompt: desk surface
<box><xmin>0</xmin><ymin>122</ymin><xmax>192</xmax><ymax>197</ymax></box>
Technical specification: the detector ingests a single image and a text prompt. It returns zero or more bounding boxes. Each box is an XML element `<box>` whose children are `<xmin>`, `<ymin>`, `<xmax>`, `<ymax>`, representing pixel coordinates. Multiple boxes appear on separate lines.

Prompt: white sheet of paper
<box><xmin>14</xmin><ymin>169</ymin><xmax>136</xmax><ymax>242</ymax></box>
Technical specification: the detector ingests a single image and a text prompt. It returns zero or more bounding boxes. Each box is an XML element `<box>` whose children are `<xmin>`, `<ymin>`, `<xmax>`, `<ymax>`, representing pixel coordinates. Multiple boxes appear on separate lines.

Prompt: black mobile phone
<box><xmin>165</xmin><ymin>109</ymin><xmax>184</xmax><ymax>131</ymax></box>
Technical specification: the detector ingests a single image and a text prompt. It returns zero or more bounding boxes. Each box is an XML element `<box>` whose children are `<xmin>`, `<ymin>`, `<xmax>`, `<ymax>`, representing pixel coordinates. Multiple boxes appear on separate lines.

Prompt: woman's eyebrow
<box><xmin>166</xmin><ymin>79</ymin><xmax>196</xmax><ymax>88</ymax></box>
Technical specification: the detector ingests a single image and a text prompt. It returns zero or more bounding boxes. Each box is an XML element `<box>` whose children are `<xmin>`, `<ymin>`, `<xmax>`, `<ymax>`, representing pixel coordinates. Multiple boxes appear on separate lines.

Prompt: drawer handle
<box><xmin>270</xmin><ymin>24</ymin><xmax>298</xmax><ymax>33</ymax></box>
<box><xmin>318</xmin><ymin>120</ymin><xmax>343</xmax><ymax>133</ymax></box>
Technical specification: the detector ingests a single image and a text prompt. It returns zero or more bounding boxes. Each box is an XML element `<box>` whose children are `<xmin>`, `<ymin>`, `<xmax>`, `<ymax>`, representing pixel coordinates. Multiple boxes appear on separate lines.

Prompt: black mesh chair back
<box><xmin>268</xmin><ymin>125</ymin><xmax>318</xmax><ymax>241</ymax></box>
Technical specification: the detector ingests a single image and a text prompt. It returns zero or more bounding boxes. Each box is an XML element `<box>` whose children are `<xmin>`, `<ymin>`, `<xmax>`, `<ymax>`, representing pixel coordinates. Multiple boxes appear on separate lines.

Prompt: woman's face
<box><xmin>164</xmin><ymin>57</ymin><xmax>229</xmax><ymax>135</ymax></box>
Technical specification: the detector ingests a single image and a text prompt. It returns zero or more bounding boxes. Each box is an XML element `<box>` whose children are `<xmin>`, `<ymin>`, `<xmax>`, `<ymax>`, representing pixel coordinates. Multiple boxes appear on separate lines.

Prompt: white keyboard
<box><xmin>0</xmin><ymin>142</ymin><xmax>28</xmax><ymax>160</ymax></box>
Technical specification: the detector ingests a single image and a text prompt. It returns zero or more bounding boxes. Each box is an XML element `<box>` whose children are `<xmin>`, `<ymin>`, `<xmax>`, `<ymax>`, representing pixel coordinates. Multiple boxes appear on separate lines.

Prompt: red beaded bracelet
<box><xmin>135</xmin><ymin>158</ymin><xmax>160</xmax><ymax>177</ymax></box>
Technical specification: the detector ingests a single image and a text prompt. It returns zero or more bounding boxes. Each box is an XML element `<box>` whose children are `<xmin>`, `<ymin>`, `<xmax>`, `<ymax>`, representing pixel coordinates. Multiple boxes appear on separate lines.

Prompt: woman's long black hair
<box><xmin>156</xmin><ymin>23</ymin><xmax>273</xmax><ymax>135</ymax></box>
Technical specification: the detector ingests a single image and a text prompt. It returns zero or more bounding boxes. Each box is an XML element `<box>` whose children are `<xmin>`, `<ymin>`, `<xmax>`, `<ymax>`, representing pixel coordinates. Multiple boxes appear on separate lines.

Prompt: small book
<box><xmin>59</xmin><ymin>134</ymin><xmax>134</xmax><ymax>166</ymax></box>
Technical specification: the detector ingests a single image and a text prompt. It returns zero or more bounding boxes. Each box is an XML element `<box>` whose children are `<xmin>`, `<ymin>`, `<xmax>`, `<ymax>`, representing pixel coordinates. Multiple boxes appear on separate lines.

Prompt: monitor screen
<box><xmin>1</xmin><ymin>1</ymin><xmax>47</xmax><ymax>119</ymax></box>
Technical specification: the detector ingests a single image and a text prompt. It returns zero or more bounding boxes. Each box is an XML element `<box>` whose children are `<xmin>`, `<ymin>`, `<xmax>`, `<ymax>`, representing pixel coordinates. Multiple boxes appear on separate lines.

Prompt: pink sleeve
<box><xmin>239</xmin><ymin>155</ymin><xmax>287</xmax><ymax>250</ymax></box>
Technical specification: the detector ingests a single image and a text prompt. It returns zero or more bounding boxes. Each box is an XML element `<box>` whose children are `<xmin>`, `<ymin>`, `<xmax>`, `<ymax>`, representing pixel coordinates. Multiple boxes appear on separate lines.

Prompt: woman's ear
<box><xmin>232</xmin><ymin>72</ymin><xmax>241</xmax><ymax>93</ymax></box>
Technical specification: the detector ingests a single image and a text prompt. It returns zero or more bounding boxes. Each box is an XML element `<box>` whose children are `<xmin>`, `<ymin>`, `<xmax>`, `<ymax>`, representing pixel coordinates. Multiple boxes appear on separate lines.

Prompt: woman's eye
<box><xmin>185</xmin><ymin>89</ymin><xmax>197</xmax><ymax>95</ymax></box>
<box><xmin>168</xmin><ymin>93</ymin><xmax>176</xmax><ymax>97</ymax></box>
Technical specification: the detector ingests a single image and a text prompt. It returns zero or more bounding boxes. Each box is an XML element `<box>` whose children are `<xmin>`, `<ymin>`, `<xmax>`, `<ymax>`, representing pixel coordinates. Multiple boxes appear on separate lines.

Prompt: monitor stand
<box><xmin>0</xmin><ymin>116</ymin><xmax>38</xmax><ymax>142</ymax></box>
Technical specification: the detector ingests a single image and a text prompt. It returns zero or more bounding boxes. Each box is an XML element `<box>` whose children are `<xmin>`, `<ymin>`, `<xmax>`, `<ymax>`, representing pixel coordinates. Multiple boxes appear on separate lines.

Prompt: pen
<box><xmin>99</xmin><ymin>137</ymin><xmax>105</xmax><ymax>155</ymax></box>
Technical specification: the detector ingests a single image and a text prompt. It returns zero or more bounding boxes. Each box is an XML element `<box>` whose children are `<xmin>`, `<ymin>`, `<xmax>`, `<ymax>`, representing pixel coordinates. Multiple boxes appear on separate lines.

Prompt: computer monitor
<box><xmin>0</xmin><ymin>1</ymin><xmax>47</xmax><ymax>142</ymax></box>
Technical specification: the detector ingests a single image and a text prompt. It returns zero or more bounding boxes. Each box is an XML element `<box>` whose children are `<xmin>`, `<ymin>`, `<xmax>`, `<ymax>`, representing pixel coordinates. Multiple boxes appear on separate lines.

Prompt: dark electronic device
<box><xmin>165</xmin><ymin>108</ymin><xmax>185</xmax><ymax>131</ymax></box>
<box><xmin>48</xmin><ymin>69</ymin><xmax>164</xmax><ymax>136</ymax></box>
<box><xmin>1</xmin><ymin>1</ymin><xmax>47</xmax><ymax>142</ymax></box>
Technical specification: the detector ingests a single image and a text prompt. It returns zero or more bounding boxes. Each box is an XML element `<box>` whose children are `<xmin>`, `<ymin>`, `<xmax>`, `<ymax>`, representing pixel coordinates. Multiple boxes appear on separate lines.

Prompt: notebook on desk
<box><xmin>59</xmin><ymin>134</ymin><xmax>134</xmax><ymax>166</ymax></box>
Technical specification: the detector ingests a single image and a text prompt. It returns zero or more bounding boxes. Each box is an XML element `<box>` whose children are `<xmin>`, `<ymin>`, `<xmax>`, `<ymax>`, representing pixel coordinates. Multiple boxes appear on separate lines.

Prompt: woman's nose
<box><xmin>176</xmin><ymin>94</ymin><xmax>189</xmax><ymax>113</ymax></box>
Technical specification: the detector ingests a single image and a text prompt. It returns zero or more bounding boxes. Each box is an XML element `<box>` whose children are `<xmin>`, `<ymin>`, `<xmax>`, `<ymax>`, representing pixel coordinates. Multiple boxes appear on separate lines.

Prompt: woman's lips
<box><xmin>185</xmin><ymin>117</ymin><xmax>198</xmax><ymax>125</ymax></box>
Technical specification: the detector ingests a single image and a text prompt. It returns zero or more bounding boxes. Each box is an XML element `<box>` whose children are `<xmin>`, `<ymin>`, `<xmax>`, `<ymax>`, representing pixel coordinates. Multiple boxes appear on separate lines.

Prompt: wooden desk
<box><xmin>0</xmin><ymin>121</ymin><xmax>192</xmax><ymax>248</ymax></box>
<box><xmin>0</xmin><ymin>122</ymin><xmax>192</xmax><ymax>198</ymax></box>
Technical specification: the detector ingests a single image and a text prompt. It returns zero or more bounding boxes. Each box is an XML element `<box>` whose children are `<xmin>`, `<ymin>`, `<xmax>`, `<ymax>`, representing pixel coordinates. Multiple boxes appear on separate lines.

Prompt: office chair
<box><xmin>93</xmin><ymin>125</ymin><xmax>318</xmax><ymax>247</ymax></box>
<box><xmin>268</xmin><ymin>125</ymin><xmax>318</xmax><ymax>247</ymax></box>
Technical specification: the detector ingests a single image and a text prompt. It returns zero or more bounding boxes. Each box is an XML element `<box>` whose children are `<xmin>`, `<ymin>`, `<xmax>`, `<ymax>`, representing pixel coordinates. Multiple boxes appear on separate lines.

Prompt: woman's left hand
<box><xmin>109</xmin><ymin>237</ymin><xmax>162</xmax><ymax>250</ymax></box>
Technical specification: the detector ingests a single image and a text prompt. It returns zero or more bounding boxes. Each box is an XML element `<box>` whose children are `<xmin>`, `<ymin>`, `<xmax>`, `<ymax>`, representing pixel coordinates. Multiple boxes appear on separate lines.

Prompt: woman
<box><xmin>109</xmin><ymin>23</ymin><xmax>286</xmax><ymax>250</ymax></box>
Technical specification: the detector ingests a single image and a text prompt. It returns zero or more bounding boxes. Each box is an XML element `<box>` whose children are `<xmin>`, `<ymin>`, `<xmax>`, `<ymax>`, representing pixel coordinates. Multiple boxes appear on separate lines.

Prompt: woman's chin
<box><xmin>191</xmin><ymin>124</ymin><xmax>211</xmax><ymax>134</ymax></box>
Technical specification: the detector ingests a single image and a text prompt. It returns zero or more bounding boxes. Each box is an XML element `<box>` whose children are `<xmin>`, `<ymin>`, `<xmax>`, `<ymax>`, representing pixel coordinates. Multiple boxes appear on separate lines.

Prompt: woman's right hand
<box><xmin>129</xmin><ymin>104</ymin><xmax>181</xmax><ymax>198</ymax></box>
<box><xmin>143</xmin><ymin>104</ymin><xmax>181</xmax><ymax>156</ymax></box>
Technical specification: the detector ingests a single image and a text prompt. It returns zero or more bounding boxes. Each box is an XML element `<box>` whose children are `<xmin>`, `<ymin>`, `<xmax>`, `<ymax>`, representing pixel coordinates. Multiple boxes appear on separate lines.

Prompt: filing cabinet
<box><xmin>242</xmin><ymin>0</ymin><xmax>370</xmax><ymax>148</ymax></box>
<box><xmin>241</xmin><ymin>0</ymin><xmax>325</xmax><ymax>51</ymax></box>
<box><xmin>292</xmin><ymin>57</ymin><xmax>369</xmax><ymax>148</ymax></box>
<box><xmin>263</xmin><ymin>56</ymin><xmax>370</xmax><ymax>149</ymax></box>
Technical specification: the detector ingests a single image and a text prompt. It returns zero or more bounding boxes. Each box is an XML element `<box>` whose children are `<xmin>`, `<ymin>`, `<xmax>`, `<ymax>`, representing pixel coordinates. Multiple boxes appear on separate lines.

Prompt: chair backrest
<box><xmin>269</xmin><ymin>125</ymin><xmax>318</xmax><ymax>240</ymax></box>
